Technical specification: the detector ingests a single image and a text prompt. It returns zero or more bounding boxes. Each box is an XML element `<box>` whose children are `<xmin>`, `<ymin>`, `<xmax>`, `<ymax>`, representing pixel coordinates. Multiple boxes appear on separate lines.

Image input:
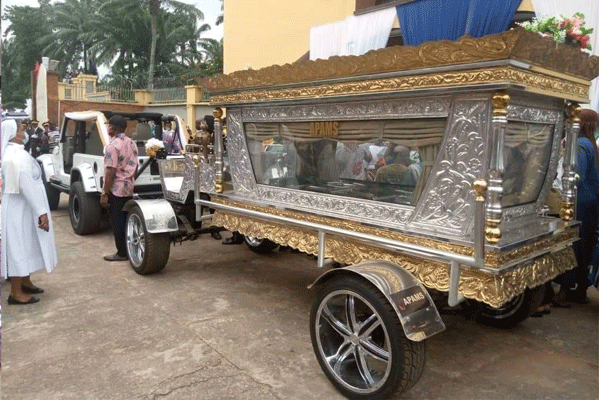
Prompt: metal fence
<box><xmin>64</xmin><ymin>83</ymin><xmax>135</xmax><ymax>103</ymax></box>
<box><xmin>151</xmin><ymin>87</ymin><xmax>186</xmax><ymax>103</ymax></box>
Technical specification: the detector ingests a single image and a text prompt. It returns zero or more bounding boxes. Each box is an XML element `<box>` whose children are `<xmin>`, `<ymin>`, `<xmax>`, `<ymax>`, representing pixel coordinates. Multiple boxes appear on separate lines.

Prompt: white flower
<box><xmin>145</xmin><ymin>138</ymin><xmax>165</xmax><ymax>149</ymax></box>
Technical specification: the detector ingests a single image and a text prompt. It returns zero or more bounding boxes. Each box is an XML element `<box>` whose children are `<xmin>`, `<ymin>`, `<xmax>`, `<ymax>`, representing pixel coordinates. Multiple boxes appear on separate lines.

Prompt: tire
<box><xmin>126</xmin><ymin>206</ymin><xmax>170</xmax><ymax>275</ymax></box>
<box><xmin>244</xmin><ymin>236</ymin><xmax>279</xmax><ymax>254</ymax></box>
<box><xmin>40</xmin><ymin>167</ymin><xmax>61</xmax><ymax>210</ymax></box>
<box><xmin>69</xmin><ymin>181</ymin><xmax>102</xmax><ymax>235</ymax></box>
<box><xmin>310</xmin><ymin>275</ymin><xmax>426</xmax><ymax>399</ymax></box>
<box><xmin>462</xmin><ymin>285</ymin><xmax>546</xmax><ymax>328</ymax></box>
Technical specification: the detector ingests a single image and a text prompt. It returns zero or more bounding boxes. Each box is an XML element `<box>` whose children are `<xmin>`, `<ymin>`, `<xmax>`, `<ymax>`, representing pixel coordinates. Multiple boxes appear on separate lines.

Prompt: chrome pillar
<box><xmin>192</xmin><ymin>154</ymin><xmax>202</xmax><ymax>220</ymax></box>
<box><xmin>485</xmin><ymin>91</ymin><xmax>509</xmax><ymax>244</ymax></box>
<box><xmin>213</xmin><ymin>107</ymin><xmax>224</xmax><ymax>193</ymax></box>
<box><xmin>560</xmin><ymin>102</ymin><xmax>581</xmax><ymax>222</ymax></box>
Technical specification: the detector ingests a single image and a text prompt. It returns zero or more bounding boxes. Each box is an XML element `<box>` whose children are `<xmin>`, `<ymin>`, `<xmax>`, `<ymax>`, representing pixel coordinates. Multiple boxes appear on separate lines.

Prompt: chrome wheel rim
<box><xmin>127</xmin><ymin>213</ymin><xmax>145</xmax><ymax>267</ymax></box>
<box><xmin>315</xmin><ymin>290</ymin><xmax>392</xmax><ymax>394</ymax></box>
<box><xmin>71</xmin><ymin>195</ymin><xmax>80</xmax><ymax>224</ymax></box>
<box><xmin>245</xmin><ymin>236</ymin><xmax>263</xmax><ymax>247</ymax></box>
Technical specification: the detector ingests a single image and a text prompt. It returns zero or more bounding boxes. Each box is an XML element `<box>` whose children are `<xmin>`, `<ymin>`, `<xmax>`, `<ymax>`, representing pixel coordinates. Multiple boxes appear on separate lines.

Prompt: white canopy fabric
<box><xmin>310</xmin><ymin>7</ymin><xmax>397</xmax><ymax>61</ymax></box>
<box><xmin>64</xmin><ymin>111</ymin><xmax>103</xmax><ymax>121</ymax></box>
<box><xmin>531</xmin><ymin>0</ymin><xmax>599</xmax><ymax>111</ymax></box>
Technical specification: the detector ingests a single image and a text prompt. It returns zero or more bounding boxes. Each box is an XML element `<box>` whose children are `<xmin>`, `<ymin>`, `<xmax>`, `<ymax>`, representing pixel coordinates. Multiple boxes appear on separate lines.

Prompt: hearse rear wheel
<box><xmin>462</xmin><ymin>285</ymin><xmax>546</xmax><ymax>328</ymax></box>
<box><xmin>310</xmin><ymin>275</ymin><xmax>426</xmax><ymax>399</ymax></box>
<box><xmin>126</xmin><ymin>206</ymin><xmax>170</xmax><ymax>275</ymax></box>
<box><xmin>244</xmin><ymin>236</ymin><xmax>279</xmax><ymax>254</ymax></box>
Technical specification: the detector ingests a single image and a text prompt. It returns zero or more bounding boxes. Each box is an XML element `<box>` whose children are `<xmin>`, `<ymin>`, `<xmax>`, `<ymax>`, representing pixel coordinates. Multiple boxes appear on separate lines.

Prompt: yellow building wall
<box><xmin>224</xmin><ymin>0</ymin><xmax>355</xmax><ymax>73</ymax></box>
<box><xmin>224</xmin><ymin>0</ymin><xmax>535</xmax><ymax>74</ymax></box>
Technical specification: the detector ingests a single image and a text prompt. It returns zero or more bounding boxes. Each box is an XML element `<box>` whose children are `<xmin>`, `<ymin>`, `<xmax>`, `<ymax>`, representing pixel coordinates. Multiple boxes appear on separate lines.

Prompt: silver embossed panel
<box><xmin>410</xmin><ymin>96</ymin><xmax>490</xmax><ymax>236</ymax></box>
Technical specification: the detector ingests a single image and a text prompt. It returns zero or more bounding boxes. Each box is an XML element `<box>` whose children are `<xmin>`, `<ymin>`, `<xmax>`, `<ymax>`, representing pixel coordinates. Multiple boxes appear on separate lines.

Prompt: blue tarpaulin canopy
<box><xmin>396</xmin><ymin>0</ymin><xmax>522</xmax><ymax>46</ymax></box>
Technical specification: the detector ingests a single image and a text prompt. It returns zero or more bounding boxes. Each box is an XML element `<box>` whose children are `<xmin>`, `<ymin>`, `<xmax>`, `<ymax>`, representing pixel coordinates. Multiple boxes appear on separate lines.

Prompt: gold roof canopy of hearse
<box><xmin>197</xmin><ymin>28</ymin><xmax>599</xmax><ymax>102</ymax></box>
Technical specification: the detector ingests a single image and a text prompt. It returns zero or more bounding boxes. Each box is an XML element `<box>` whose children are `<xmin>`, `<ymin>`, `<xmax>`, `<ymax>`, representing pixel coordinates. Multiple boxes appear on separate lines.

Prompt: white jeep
<box><xmin>37</xmin><ymin>110</ymin><xmax>188</xmax><ymax>235</ymax></box>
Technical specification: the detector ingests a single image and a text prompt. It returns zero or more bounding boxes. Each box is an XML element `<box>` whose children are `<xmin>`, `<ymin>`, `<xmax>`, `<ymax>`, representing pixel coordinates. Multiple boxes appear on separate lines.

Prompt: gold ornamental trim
<box><xmin>209</xmin><ymin>66</ymin><xmax>589</xmax><ymax>104</ymax></box>
<box><xmin>198</xmin><ymin>29</ymin><xmax>598</xmax><ymax>93</ymax></box>
<box><xmin>212</xmin><ymin>208</ymin><xmax>576</xmax><ymax>308</ymax></box>
<box><xmin>211</xmin><ymin>198</ymin><xmax>578</xmax><ymax>269</ymax></box>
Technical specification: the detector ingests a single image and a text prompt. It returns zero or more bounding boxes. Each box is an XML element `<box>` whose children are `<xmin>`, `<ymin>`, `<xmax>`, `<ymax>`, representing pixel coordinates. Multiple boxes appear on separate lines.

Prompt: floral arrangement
<box><xmin>145</xmin><ymin>138</ymin><xmax>165</xmax><ymax>157</ymax></box>
<box><xmin>518</xmin><ymin>12</ymin><xmax>593</xmax><ymax>51</ymax></box>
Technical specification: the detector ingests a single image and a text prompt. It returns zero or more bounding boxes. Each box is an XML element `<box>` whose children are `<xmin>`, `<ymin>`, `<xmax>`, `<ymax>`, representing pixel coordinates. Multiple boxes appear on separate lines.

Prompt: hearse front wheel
<box><xmin>244</xmin><ymin>236</ymin><xmax>279</xmax><ymax>254</ymax></box>
<box><xmin>310</xmin><ymin>275</ymin><xmax>426</xmax><ymax>399</ymax></box>
<box><xmin>126</xmin><ymin>206</ymin><xmax>170</xmax><ymax>275</ymax></box>
<box><xmin>463</xmin><ymin>285</ymin><xmax>546</xmax><ymax>328</ymax></box>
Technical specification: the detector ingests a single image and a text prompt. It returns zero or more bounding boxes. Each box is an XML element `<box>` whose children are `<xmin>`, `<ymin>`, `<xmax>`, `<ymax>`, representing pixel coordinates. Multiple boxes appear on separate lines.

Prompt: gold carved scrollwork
<box><xmin>209</xmin><ymin>67</ymin><xmax>590</xmax><ymax>104</ymax></box>
<box><xmin>198</xmin><ymin>29</ymin><xmax>598</xmax><ymax>93</ymax></box>
<box><xmin>210</xmin><ymin>199</ymin><xmax>578</xmax><ymax>307</ymax></box>
<box><xmin>212</xmin><ymin>209</ymin><xmax>576</xmax><ymax>308</ymax></box>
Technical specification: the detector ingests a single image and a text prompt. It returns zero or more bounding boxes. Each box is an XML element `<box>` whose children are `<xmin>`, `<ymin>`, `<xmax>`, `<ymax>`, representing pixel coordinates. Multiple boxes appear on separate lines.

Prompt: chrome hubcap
<box><xmin>315</xmin><ymin>290</ymin><xmax>391</xmax><ymax>394</ymax></box>
<box><xmin>245</xmin><ymin>236</ymin><xmax>263</xmax><ymax>247</ymax></box>
<box><xmin>127</xmin><ymin>214</ymin><xmax>145</xmax><ymax>267</ymax></box>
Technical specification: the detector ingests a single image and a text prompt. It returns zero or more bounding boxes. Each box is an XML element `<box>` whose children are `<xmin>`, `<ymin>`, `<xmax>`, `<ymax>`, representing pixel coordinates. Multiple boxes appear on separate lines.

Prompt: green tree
<box><xmin>2</xmin><ymin>1</ymin><xmax>53</xmax><ymax>105</ymax></box>
<box><xmin>1</xmin><ymin>37</ymin><xmax>30</xmax><ymax>109</ymax></box>
<box><xmin>40</xmin><ymin>0</ymin><xmax>102</xmax><ymax>76</ymax></box>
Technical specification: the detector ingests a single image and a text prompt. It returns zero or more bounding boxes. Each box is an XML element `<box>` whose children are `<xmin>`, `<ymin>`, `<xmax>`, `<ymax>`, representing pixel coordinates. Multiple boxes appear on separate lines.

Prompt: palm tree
<box><xmin>216</xmin><ymin>0</ymin><xmax>223</xmax><ymax>26</ymax></box>
<box><xmin>40</xmin><ymin>0</ymin><xmax>101</xmax><ymax>75</ymax></box>
<box><xmin>100</xmin><ymin>0</ymin><xmax>203</xmax><ymax>89</ymax></box>
<box><xmin>148</xmin><ymin>0</ymin><xmax>204</xmax><ymax>89</ymax></box>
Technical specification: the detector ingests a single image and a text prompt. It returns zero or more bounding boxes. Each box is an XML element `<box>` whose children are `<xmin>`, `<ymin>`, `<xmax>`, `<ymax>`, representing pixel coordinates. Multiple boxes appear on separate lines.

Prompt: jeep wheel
<box><xmin>69</xmin><ymin>181</ymin><xmax>102</xmax><ymax>235</ymax></box>
<box><xmin>41</xmin><ymin>168</ymin><xmax>61</xmax><ymax>210</ymax></box>
<box><xmin>126</xmin><ymin>206</ymin><xmax>170</xmax><ymax>275</ymax></box>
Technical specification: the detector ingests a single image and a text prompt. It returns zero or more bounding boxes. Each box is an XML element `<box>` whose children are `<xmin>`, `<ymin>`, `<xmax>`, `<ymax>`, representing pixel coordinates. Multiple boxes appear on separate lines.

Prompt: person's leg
<box><xmin>8</xmin><ymin>276</ymin><xmax>39</xmax><ymax>304</ymax></box>
<box><xmin>113</xmin><ymin>195</ymin><xmax>131</xmax><ymax>257</ymax></box>
<box><xmin>22</xmin><ymin>274</ymin><xmax>44</xmax><ymax>293</ymax></box>
<box><xmin>107</xmin><ymin>194</ymin><xmax>130</xmax><ymax>259</ymax></box>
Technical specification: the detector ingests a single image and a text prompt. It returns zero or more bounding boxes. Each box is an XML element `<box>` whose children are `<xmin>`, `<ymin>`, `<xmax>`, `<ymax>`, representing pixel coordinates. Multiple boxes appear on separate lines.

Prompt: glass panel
<box><xmin>502</xmin><ymin>122</ymin><xmax>554</xmax><ymax>207</ymax></box>
<box><xmin>85</xmin><ymin>121</ymin><xmax>104</xmax><ymax>156</ymax></box>
<box><xmin>159</xmin><ymin>159</ymin><xmax>186</xmax><ymax>194</ymax></box>
<box><xmin>244</xmin><ymin>118</ymin><xmax>446</xmax><ymax>205</ymax></box>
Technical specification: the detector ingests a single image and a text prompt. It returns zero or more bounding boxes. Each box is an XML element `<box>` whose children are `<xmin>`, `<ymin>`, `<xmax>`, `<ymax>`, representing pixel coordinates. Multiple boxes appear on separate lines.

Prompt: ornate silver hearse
<box><xmin>123</xmin><ymin>29</ymin><xmax>598</xmax><ymax>399</ymax></box>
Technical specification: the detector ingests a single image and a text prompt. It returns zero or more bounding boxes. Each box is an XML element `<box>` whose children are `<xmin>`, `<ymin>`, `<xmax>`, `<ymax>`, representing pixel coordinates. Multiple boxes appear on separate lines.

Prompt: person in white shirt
<box><xmin>1</xmin><ymin>119</ymin><xmax>58</xmax><ymax>304</ymax></box>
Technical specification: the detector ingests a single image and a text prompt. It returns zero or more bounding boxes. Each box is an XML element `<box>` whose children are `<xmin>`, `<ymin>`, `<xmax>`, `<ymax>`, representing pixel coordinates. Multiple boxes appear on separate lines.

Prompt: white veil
<box><xmin>1</xmin><ymin>119</ymin><xmax>22</xmax><ymax>193</ymax></box>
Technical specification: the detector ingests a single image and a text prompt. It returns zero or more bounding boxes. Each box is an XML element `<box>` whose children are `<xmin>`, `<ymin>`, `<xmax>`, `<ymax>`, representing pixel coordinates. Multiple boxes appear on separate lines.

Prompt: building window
<box><xmin>86</xmin><ymin>81</ymin><xmax>94</xmax><ymax>94</ymax></box>
<box><xmin>65</xmin><ymin>88</ymin><xmax>72</xmax><ymax>99</ymax></box>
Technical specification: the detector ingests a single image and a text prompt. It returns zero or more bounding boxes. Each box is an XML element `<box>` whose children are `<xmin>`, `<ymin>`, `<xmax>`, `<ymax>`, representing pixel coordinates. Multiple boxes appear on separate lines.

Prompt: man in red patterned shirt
<box><xmin>101</xmin><ymin>115</ymin><xmax>138</xmax><ymax>262</ymax></box>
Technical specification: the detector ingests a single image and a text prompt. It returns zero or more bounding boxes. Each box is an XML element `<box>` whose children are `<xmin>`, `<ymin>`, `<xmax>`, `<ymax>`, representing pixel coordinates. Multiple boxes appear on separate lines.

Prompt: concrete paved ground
<box><xmin>1</xmin><ymin>196</ymin><xmax>598</xmax><ymax>399</ymax></box>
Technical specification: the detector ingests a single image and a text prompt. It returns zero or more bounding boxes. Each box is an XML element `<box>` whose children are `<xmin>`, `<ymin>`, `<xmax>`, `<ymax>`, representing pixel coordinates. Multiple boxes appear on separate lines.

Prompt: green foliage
<box><xmin>518</xmin><ymin>12</ymin><xmax>594</xmax><ymax>51</ymax></box>
<box><xmin>2</xmin><ymin>0</ymin><xmax>223</xmax><ymax>105</ymax></box>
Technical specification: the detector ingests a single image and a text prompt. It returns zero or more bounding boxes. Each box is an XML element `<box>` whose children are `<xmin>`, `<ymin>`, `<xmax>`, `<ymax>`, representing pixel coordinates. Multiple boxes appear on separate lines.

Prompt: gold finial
<box><xmin>560</xmin><ymin>202</ymin><xmax>574</xmax><ymax>222</ymax></box>
<box><xmin>213</xmin><ymin>107</ymin><xmax>223</xmax><ymax>121</ymax></box>
<box><xmin>472</xmin><ymin>179</ymin><xmax>488</xmax><ymax>202</ymax></box>
<box><xmin>192</xmin><ymin>155</ymin><xmax>201</xmax><ymax>166</ymax></box>
<box><xmin>485</xmin><ymin>219</ymin><xmax>502</xmax><ymax>244</ymax></box>
<box><xmin>566</xmin><ymin>103</ymin><xmax>581</xmax><ymax>123</ymax></box>
<box><xmin>215</xmin><ymin>181</ymin><xmax>223</xmax><ymax>193</ymax></box>
<box><xmin>492</xmin><ymin>90</ymin><xmax>510</xmax><ymax>116</ymax></box>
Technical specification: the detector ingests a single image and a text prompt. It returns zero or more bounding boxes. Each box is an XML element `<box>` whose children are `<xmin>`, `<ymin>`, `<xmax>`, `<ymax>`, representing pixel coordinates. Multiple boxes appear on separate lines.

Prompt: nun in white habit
<box><xmin>1</xmin><ymin>119</ymin><xmax>57</xmax><ymax>305</ymax></box>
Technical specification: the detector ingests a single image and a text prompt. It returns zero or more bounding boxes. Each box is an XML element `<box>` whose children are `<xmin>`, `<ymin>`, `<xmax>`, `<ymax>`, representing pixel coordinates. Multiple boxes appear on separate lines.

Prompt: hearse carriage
<box><xmin>123</xmin><ymin>28</ymin><xmax>598</xmax><ymax>399</ymax></box>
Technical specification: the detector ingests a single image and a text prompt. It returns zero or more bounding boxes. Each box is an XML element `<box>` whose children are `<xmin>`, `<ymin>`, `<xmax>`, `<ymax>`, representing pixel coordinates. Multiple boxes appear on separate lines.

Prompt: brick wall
<box><xmin>47</xmin><ymin>72</ymin><xmax>59</xmax><ymax>127</ymax></box>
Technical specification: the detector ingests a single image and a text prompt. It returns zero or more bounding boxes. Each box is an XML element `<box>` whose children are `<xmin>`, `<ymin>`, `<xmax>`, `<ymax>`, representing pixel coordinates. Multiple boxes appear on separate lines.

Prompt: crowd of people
<box><xmin>15</xmin><ymin>119</ymin><xmax>60</xmax><ymax>159</ymax></box>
